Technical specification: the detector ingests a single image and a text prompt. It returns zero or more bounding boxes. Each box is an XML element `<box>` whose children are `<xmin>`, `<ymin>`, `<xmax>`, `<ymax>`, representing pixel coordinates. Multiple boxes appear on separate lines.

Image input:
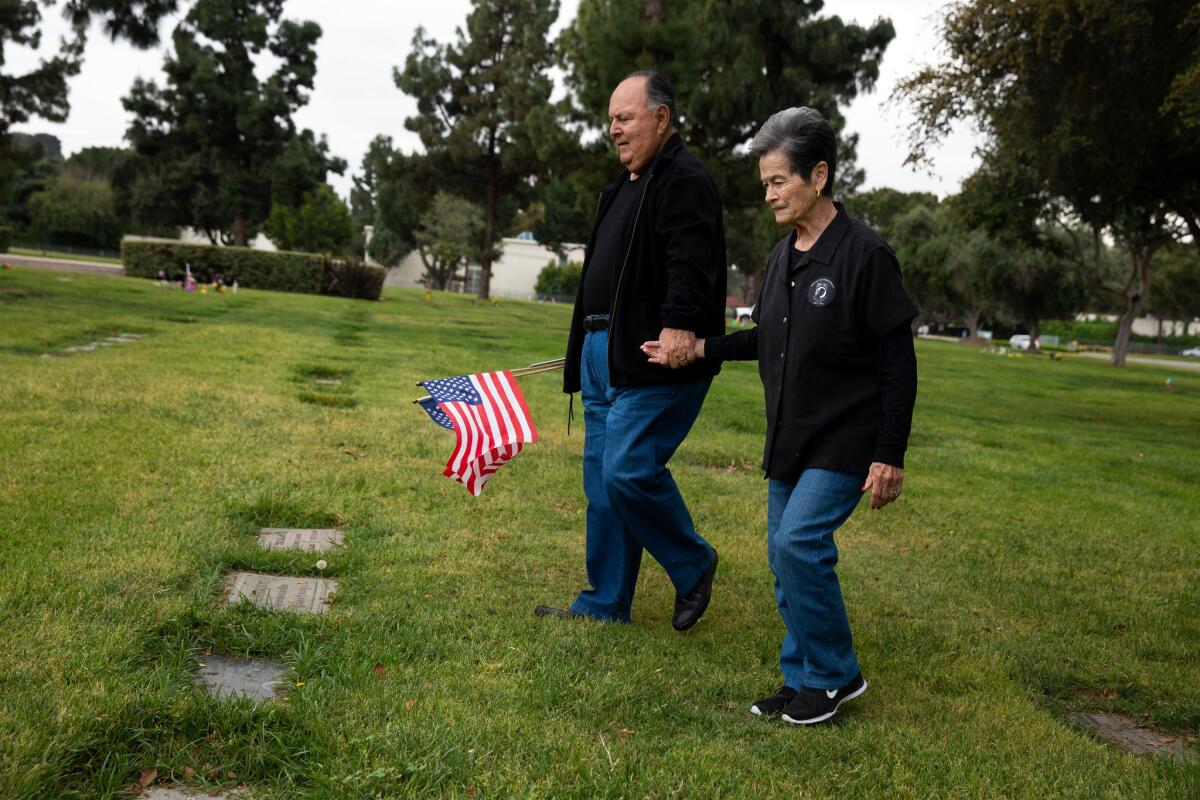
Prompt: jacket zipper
<box><xmin>608</xmin><ymin>174</ymin><xmax>654</xmax><ymax>374</ymax></box>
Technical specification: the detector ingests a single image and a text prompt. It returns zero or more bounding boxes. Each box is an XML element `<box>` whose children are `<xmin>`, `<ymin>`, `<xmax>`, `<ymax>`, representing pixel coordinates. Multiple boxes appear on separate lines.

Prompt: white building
<box><xmin>383</xmin><ymin>233</ymin><xmax>585</xmax><ymax>300</ymax></box>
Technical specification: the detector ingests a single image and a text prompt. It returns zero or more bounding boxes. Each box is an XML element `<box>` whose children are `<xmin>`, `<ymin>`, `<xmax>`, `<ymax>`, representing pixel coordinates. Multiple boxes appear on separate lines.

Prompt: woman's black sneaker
<box><xmin>781</xmin><ymin>673</ymin><xmax>867</xmax><ymax>725</ymax></box>
<box><xmin>750</xmin><ymin>685</ymin><xmax>798</xmax><ymax>716</ymax></box>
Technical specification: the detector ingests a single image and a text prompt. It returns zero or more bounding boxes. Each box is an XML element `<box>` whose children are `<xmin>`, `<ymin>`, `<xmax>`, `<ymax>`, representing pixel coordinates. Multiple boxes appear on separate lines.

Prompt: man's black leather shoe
<box><xmin>672</xmin><ymin>549</ymin><xmax>718</xmax><ymax>631</ymax></box>
<box><xmin>534</xmin><ymin>605</ymin><xmax>587</xmax><ymax>619</ymax></box>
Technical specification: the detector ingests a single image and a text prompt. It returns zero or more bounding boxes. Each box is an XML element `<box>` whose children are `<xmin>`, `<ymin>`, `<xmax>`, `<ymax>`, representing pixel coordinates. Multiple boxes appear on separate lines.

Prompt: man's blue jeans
<box><xmin>571</xmin><ymin>330</ymin><xmax>715</xmax><ymax>622</ymax></box>
<box><xmin>767</xmin><ymin>469</ymin><xmax>864</xmax><ymax>690</ymax></box>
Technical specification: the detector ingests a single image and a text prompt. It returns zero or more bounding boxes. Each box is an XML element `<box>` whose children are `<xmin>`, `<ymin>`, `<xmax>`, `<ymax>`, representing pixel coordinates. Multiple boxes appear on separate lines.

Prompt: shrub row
<box><xmin>121</xmin><ymin>237</ymin><xmax>325</xmax><ymax>295</ymax></box>
<box><xmin>322</xmin><ymin>258</ymin><xmax>385</xmax><ymax>300</ymax></box>
<box><xmin>121</xmin><ymin>237</ymin><xmax>387</xmax><ymax>300</ymax></box>
<box><xmin>0</xmin><ymin>227</ymin><xmax>12</xmax><ymax>253</ymax></box>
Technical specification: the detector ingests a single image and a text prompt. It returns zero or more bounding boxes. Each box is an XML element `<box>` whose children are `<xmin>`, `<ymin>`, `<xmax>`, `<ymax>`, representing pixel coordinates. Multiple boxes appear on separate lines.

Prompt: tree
<box><xmin>264</xmin><ymin>185</ymin><xmax>356</xmax><ymax>255</ymax></box>
<box><xmin>0</xmin><ymin>1</ymin><xmax>177</xmax><ymax>195</ymax></box>
<box><xmin>27</xmin><ymin>175</ymin><xmax>121</xmax><ymax>250</ymax></box>
<box><xmin>897</xmin><ymin>0</ymin><xmax>1200</xmax><ymax>365</ymax></box>
<box><xmin>396</xmin><ymin>0</ymin><xmax>560</xmax><ymax>299</ymax></box>
<box><xmin>413</xmin><ymin>193</ymin><xmax>491</xmax><ymax>291</ymax></box>
<box><xmin>559</xmin><ymin>0</ymin><xmax>895</xmax><ymax>290</ymax></box>
<box><xmin>531</xmin><ymin>178</ymin><xmax>592</xmax><ymax>262</ymax></box>
<box><xmin>534</xmin><ymin>260</ymin><xmax>583</xmax><ymax>298</ymax></box>
<box><xmin>119</xmin><ymin>0</ymin><xmax>341</xmax><ymax>246</ymax></box>
<box><xmin>947</xmin><ymin>172</ymin><xmax>1085</xmax><ymax>339</ymax></box>
<box><xmin>350</xmin><ymin>137</ymin><xmax>430</xmax><ymax>267</ymax></box>
<box><xmin>1148</xmin><ymin>244</ymin><xmax>1200</xmax><ymax>336</ymax></box>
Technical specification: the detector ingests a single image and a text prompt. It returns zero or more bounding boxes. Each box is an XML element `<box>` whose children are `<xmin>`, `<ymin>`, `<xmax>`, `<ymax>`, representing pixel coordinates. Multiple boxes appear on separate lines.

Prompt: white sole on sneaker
<box><xmin>781</xmin><ymin>680</ymin><xmax>868</xmax><ymax>725</ymax></box>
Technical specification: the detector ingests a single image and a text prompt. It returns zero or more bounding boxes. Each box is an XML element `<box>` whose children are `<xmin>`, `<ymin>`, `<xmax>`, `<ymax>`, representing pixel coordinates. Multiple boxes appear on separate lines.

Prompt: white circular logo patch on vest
<box><xmin>808</xmin><ymin>278</ymin><xmax>836</xmax><ymax>306</ymax></box>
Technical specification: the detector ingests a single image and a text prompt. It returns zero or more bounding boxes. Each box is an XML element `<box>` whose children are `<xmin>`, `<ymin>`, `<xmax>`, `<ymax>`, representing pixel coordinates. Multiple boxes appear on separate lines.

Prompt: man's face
<box><xmin>608</xmin><ymin>77</ymin><xmax>667</xmax><ymax>178</ymax></box>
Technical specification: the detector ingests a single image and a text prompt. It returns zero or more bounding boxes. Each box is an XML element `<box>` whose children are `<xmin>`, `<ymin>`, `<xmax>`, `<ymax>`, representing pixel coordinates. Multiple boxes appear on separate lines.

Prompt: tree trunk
<box><xmin>964</xmin><ymin>308</ymin><xmax>981</xmax><ymax>339</ymax></box>
<box><xmin>1028</xmin><ymin>318</ymin><xmax>1040</xmax><ymax>341</ymax></box>
<box><xmin>233</xmin><ymin>214</ymin><xmax>247</xmax><ymax>248</ymax></box>
<box><xmin>477</xmin><ymin>135</ymin><xmax>497</xmax><ymax>301</ymax></box>
<box><xmin>1111</xmin><ymin>248</ymin><xmax>1152</xmax><ymax>366</ymax></box>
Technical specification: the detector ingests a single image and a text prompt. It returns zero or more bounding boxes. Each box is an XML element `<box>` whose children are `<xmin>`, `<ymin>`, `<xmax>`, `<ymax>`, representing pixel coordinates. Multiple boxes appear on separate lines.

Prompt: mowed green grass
<box><xmin>0</xmin><ymin>266</ymin><xmax>1197</xmax><ymax>799</ymax></box>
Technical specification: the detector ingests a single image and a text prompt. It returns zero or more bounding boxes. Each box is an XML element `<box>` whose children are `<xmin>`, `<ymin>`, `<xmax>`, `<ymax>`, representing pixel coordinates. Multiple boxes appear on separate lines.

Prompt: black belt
<box><xmin>582</xmin><ymin>314</ymin><xmax>610</xmax><ymax>332</ymax></box>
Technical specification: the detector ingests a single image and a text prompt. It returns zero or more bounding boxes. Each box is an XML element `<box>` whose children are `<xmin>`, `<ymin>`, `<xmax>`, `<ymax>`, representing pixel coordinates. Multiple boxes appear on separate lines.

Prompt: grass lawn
<box><xmin>1</xmin><ymin>266</ymin><xmax>1197</xmax><ymax>799</ymax></box>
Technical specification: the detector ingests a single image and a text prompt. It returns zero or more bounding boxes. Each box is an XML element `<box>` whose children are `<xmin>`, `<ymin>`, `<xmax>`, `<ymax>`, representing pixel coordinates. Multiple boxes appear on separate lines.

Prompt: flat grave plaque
<box><xmin>312</xmin><ymin>378</ymin><xmax>342</xmax><ymax>386</ymax></box>
<box><xmin>224</xmin><ymin>572</ymin><xmax>336</xmax><ymax>614</ymax></box>
<box><xmin>144</xmin><ymin>789</ymin><xmax>237</xmax><ymax>799</ymax></box>
<box><xmin>1072</xmin><ymin>712</ymin><xmax>1197</xmax><ymax>763</ymax></box>
<box><xmin>194</xmin><ymin>654</ymin><xmax>285</xmax><ymax>701</ymax></box>
<box><xmin>257</xmin><ymin>528</ymin><xmax>344</xmax><ymax>553</ymax></box>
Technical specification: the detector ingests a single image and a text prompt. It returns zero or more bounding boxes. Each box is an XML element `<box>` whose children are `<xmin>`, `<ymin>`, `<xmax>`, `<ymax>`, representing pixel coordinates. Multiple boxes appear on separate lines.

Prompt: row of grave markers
<box><xmin>146</xmin><ymin>528</ymin><xmax>345</xmax><ymax>799</ymax></box>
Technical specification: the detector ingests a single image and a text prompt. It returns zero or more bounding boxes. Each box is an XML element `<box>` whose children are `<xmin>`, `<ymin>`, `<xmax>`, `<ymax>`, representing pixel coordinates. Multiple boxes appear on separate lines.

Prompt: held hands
<box><xmin>862</xmin><ymin>462</ymin><xmax>904</xmax><ymax>510</ymax></box>
<box><xmin>641</xmin><ymin>328</ymin><xmax>703</xmax><ymax>368</ymax></box>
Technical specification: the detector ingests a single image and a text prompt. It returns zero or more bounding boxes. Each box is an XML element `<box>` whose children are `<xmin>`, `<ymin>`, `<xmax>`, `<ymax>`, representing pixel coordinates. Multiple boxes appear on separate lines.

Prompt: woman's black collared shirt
<box><xmin>706</xmin><ymin>204</ymin><xmax>917</xmax><ymax>480</ymax></box>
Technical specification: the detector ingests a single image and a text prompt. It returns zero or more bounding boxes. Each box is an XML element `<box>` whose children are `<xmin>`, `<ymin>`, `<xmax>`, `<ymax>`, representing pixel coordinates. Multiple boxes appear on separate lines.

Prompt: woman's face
<box><xmin>759</xmin><ymin>151</ymin><xmax>824</xmax><ymax>229</ymax></box>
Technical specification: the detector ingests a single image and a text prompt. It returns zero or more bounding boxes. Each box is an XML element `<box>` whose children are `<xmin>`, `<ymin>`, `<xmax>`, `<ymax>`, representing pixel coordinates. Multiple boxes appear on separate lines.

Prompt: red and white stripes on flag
<box><xmin>417</xmin><ymin>370</ymin><xmax>539</xmax><ymax>496</ymax></box>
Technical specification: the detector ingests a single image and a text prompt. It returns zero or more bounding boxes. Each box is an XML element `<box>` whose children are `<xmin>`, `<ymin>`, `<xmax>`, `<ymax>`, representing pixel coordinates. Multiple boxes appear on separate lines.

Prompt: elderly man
<box><xmin>534</xmin><ymin>71</ymin><xmax>726</xmax><ymax>629</ymax></box>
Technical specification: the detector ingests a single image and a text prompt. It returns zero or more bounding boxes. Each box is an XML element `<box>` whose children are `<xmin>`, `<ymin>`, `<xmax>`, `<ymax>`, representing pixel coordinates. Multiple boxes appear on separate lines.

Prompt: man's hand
<box><xmin>655</xmin><ymin>327</ymin><xmax>697</xmax><ymax>369</ymax></box>
<box><xmin>862</xmin><ymin>462</ymin><xmax>904</xmax><ymax>510</ymax></box>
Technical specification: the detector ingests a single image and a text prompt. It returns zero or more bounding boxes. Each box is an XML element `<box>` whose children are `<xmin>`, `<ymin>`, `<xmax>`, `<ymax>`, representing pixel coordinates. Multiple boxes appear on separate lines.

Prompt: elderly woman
<box><xmin>644</xmin><ymin>107</ymin><xmax>917</xmax><ymax>725</ymax></box>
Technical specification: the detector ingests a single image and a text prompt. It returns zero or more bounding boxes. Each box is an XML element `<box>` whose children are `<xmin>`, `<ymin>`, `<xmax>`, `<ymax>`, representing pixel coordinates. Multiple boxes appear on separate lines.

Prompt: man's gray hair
<box><xmin>623</xmin><ymin>69</ymin><xmax>678</xmax><ymax>128</ymax></box>
<box><xmin>750</xmin><ymin>107</ymin><xmax>837</xmax><ymax>195</ymax></box>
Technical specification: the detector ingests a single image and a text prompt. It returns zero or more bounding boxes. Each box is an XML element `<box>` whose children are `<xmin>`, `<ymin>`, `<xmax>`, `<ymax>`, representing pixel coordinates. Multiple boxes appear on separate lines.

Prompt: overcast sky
<box><xmin>9</xmin><ymin>0</ymin><xmax>978</xmax><ymax>201</ymax></box>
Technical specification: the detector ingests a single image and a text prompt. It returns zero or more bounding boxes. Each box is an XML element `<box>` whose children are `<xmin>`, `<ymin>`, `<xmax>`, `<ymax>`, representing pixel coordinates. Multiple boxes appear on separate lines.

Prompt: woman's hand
<box><xmin>642</xmin><ymin>336</ymin><xmax>705</xmax><ymax>366</ymax></box>
<box><xmin>862</xmin><ymin>462</ymin><xmax>904</xmax><ymax>510</ymax></box>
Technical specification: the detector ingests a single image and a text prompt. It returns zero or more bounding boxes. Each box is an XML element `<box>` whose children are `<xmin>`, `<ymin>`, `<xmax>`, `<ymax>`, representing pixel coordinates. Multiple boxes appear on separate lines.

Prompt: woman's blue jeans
<box><xmin>570</xmin><ymin>330</ymin><xmax>715</xmax><ymax>622</ymax></box>
<box><xmin>767</xmin><ymin>469</ymin><xmax>864</xmax><ymax>690</ymax></box>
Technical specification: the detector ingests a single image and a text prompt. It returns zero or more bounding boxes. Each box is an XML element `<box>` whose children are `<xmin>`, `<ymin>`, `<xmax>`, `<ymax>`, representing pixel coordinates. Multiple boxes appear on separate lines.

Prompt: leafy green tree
<box><xmin>119</xmin><ymin>0</ymin><xmax>341</xmax><ymax>246</ymax></box>
<box><xmin>414</xmin><ymin>193</ymin><xmax>492</xmax><ymax>291</ymax></box>
<box><xmin>396</xmin><ymin>0</ymin><xmax>560</xmax><ymax>299</ymax></box>
<box><xmin>532</xmin><ymin>179</ymin><xmax>592</xmax><ymax>262</ymax></box>
<box><xmin>1</xmin><ymin>136</ymin><xmax>61</xmax><ymax>233</ymax></box>
<box><xmin>847</xmin><ymin>188</ymin><xmax>939</xmax><ymax>240</ymax></box>
<box><xmin>63</xmin><ymin>147</ymin><xmax>128</xmax><ymax>182</ymax></box>
<box><xmin>27</xmin><ymin>175</ymin><xmax>122</xmax><ymax>250</ymax></box>
<box><xmin>897</xmin><ymin>0</ymin><xmax>1199</xmax><ymax>365</ymax></box>
<box><xmin>350</xmin><ymin>137</ymin><xmax>430</xmax><ymax>267</ymax></box>
<box><xmin>560</xmin><ymin>0</ymin><xmax>895</xmax><ymax>284</ymax></box>
<box><xmin>0</xmin><ymin>1</ymin><xmax>177</xmax><ymax>195</ymax></box>
<box><xmin>264</xmin><ymin>185</ymin><xmax>356</xmax><ymax>255</ymax></box>
<box><xmin>534</xmin><ymin>260</ymin><xmax>583</xmax><ymax>298</ymax></box>
<box><xmin>1148</xmin><ymin>244</ymin><xmax>1200</xmax><ymax>337</ymax></box>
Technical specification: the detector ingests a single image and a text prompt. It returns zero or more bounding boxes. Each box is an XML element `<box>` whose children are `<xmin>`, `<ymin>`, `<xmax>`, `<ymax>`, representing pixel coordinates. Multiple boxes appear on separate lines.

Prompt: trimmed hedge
<box><xmin>121</xmin><ymin>237</ymin><xmax>324</xmax><ymax>295</ymax></box>
<box><xmin>0</xmin><ymin>227</ymin><xmax>12</xmax><ymax>253</ymax></box>
<box><xmin>323</xmin><ymin>257</ymin><xmax>385</xmax><ymax>300</ymax></box>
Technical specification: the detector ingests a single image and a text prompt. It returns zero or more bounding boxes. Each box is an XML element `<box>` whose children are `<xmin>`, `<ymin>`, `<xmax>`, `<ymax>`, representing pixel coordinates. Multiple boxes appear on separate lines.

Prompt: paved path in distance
<box><xmin>1074</xmin><ymin>351</ymin><xmax>1200</xmax><ymax>372</ymax></box>
<box><xmin>2</xmin><ymin>252</ymin><xmax>123</xmax><ymax>276</ymax></box>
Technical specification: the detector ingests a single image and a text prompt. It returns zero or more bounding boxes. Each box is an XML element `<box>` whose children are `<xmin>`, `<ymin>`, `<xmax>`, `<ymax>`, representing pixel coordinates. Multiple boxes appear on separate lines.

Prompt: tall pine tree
<box><xmin>559</xmin><ymin>0</ymin><xmax>894</xmax><ymax>283</ymax></box>
<box><xmin>120</xmin><ymin>0</ymin><xmax>341</xmax><ymax>245</ymax></box>
<box><xmin>396</xmin><ymin>0</ymin><xmax>559</xmax><ymax>299</ymax></box>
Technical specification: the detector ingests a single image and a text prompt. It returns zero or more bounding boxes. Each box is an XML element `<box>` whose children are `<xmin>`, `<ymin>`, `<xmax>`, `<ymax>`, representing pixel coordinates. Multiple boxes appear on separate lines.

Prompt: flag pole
<box><xmin>412</xmin><ymin>358</ymin><xmax>565</xmax><ymax>404</ymax></box>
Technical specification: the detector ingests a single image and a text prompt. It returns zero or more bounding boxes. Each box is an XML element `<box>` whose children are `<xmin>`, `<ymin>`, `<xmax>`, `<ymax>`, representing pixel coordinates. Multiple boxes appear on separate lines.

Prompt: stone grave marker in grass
<box><xmin>1071</xmin><ymin>712</ymin><xmax>1198</xmax><ymax>763</ymax></box>
<box><xmin>144</xmin><ymin>788</ymin><xmax>240</xmax><ymax>799</ymax></box>
<box><xmin>257</xmin><ymin>528</ymin><xmax>344</xmax><ymax>552</ymax></box>
<box><xmin>194</xmin><ymin>653</ymin><xmax>286</xmax><ymax>701</ymax></box>
<box><xmin>224</xmin><ymin>572</ymin><xmax>336</xmax><ymax>614</ymax></box>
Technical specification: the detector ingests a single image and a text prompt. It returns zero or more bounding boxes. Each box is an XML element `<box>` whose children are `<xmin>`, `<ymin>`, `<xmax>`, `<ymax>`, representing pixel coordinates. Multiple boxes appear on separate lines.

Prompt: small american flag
<box><xmin>418</xmin><ymin>370</ymin><xmax>539</xmax><ymax>496</ymax></box>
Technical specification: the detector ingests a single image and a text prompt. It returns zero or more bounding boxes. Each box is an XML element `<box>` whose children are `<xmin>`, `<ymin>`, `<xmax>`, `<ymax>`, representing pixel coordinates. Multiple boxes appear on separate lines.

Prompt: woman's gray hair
<box><xmin>750</xmin><ymin>107</ymin><xmax>837</xmax><ymax>195</ymax></box>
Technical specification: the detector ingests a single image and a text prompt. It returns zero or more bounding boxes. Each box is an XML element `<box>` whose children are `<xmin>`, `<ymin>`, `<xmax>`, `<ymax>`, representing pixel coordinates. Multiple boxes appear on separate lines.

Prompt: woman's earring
<box><xmin>816</xmin><ymin>186</ymin><xmax>822</xmax><ymax>198</ymax></box>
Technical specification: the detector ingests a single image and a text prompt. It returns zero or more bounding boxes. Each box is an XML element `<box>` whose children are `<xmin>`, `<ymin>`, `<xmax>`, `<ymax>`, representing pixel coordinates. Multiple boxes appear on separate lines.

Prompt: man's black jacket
<box><xmin>563</xmin><ymin>133</ymin><xmax>727</xmax><ymax>394</ymax></box>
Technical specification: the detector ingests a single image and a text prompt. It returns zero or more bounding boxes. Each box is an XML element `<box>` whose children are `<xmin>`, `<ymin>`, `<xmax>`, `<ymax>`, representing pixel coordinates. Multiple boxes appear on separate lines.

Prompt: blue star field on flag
<box><xmin>418</xmin><ymin>375</ymin><xmax>484</xmax><ymax>430</ymax></box>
